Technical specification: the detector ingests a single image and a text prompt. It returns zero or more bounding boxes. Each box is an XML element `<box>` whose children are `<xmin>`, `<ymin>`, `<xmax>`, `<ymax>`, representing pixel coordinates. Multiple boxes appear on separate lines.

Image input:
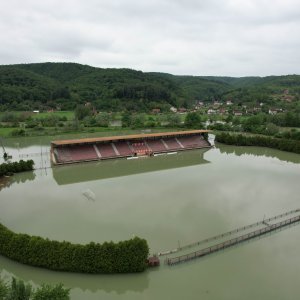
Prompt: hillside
<box><xmin>0</xmin><ymin>62</ymin><xmax>299</xmax><ymax>112</ymax></box>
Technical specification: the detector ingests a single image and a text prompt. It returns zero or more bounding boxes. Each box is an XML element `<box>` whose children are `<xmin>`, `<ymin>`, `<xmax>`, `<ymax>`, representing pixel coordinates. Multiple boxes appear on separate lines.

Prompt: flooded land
<box><xmin>0</xmin><ymin>136</ymin><xmax>300</xmax><ymax>300</ymax></box>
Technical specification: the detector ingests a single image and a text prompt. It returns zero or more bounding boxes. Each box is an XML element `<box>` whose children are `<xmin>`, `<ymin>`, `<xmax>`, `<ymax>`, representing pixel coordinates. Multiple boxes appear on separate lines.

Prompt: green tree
<box><xmin>32</xmin><ymin>283</ymin><xmax>70</xmax><ymax>300</ymax></box>
<box><xmin>131</xmin><ymin>114</ymin><xmax>146</xmax><ymax>128</ymax></box>
<box><xmin>166</xmin><ymin>114</ymin><xmax>181</xmax><ymax>127</ymax></box>
<box><xmin>0</xmin><ymin>278</ymin><xmax>8</xmax><ymax>300</ymax></box>
<box><xmin>185</xmin><ymin>112</ymin><xmax>202</xmax><ymax>128</ymax></box>
<box><xmin>96</xmin><ymin>112</ymin><xmax>110</xmax><ymax>127</ymax></box>
<box><xmin>121</xmin><ymin>112</ymin><xmax>132</xmax><ymax>127</ymax></box>
<box><xmin>6</xmin><ymin>278</ymin><xmax>32</xmax><ymax>300</ymax></box>
<box><xmin>74</xmin><ymin>105</ymin><xmax>92</xmax><ymax>121</ymax></box>
<box><xmin>265</xmin><ymin>123</ymin><xmax>279</xmax><ymax>136</ymax></box>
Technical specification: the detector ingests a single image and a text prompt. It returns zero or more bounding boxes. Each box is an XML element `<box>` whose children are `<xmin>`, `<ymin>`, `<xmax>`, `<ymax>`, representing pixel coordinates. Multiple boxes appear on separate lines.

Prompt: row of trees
<box><xmin>215</xmin><ymin>132</ymin><xmax>300</xmax><ymax>154</ymax></box>
<box><xmin>0</xmin><ymin>277</ymin><xmax>69</xmax><ymax>300</ymax></box>
<box><xmin>0</xmin><ymin>222</ymin><xmax>149</xmax><ymax>274</ymax></box>
<box><xmin>0</xmin><ymin>160</ymin><xmax>34</xmax><ymax>177</ymax></box>
<box><xmin>3</xmin><ymin>63</ymin><xmax>299</xmax><ymax>113</ymax></box>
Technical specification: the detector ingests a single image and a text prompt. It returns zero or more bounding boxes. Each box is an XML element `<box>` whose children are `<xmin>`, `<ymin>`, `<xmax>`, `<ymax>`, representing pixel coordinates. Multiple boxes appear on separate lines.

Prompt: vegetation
<box><xmin>0</xmin><ymin>277</ymin><xmax>70</xmax><ymax>300</ymax></box>
<box><xmin>0</xmin><ymin>62</ymin><xmax>299</xmax><ymax>112</ymax></box>
<box><xmin>215</xmin><ymin>132</ymin><xmax>300</xmax><ymax>154</ymax></box>
<box><xmin>0</xmin><ymin>222</ymin><xmax>149</xmax><ymax>274</ymax></box>
<box><xmin>0</xmin><ymin>160</ymin><xmax>34</xmax><ymax>177</ymax></box>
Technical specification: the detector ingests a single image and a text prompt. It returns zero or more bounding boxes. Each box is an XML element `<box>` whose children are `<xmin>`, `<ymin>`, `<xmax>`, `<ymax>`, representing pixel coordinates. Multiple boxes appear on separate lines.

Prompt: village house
<box><xmin>178</xmin><ymin>108</ymin><xmax>187</xmax><ymax>113</ymax></box>
<box><xmin>213</xmin><ymin>101</ymin><xmax>222</xmax><ymax>107</ymax></box>
<box><xmin>151</xmin><ymin>108</ymin><xmax>161</xmax><ymax>114</ymax></box>
<box><xmin>269</xmin><ymin>108</ymin><xmax>282</xmax><ymax>115</ymax></box>
<box><xmin>207</xmin><ymin>109</ymin><xmax>217</xmax><ymax>115</ymax></box>
<box><xmin>170</xmin><ymin>106</ymin><xmax>177</xmax><ymax>113</ymax></box>
<box><xmin>233</xmin><ymin>111</ymin><xmax>243</xmax><ymax>116</ymax></box>
<box><xmin>219</xmin><ymin>108</ymin><xmax>227</xmax><ymax>115</ymax></box>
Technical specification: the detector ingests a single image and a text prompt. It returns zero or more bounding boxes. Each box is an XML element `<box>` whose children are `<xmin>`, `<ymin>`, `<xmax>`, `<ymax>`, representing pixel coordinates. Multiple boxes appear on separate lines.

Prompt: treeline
<box><xmin>0</xmin><ymin>160</ymin><xmax>34</xmax><ymax>177</ymax></box>
<box><xmin>1</xmin><ymin>62</ymin><xmax>299</xmax><ymax>112</ymax></box>
<box><xmin>0</xmin><ymin>277</ymin><xmax>70</xmax><ymax>300</ymax></box>
<box><xmin>215</xmin><ymin>132</ymin><xmax>300</xmax><ymax>154</ymax></box>
<box><xmin>209</xmin><ymin>112</ymin><xmax>300</xmax><ymax>141</ymax></box>
<box><xmin>0</xmin><ymin>222</ymin><xmax>149</xmax><ymax>274</ymax></box>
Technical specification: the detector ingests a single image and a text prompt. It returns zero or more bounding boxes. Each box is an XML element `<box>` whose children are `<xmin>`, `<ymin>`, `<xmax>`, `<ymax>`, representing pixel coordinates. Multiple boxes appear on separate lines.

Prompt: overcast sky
<box><xmin>0</xmin><ymin>0</ymin><xmax>299</xmax><ymax>76</ymax></box>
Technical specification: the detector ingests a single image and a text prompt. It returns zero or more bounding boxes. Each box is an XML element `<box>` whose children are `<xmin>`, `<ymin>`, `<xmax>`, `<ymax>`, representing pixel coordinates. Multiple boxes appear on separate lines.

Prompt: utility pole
<box><xmin>0</xmin><ymin>137</ymin><xmax>8</xmax><ymax>159</ymax></box>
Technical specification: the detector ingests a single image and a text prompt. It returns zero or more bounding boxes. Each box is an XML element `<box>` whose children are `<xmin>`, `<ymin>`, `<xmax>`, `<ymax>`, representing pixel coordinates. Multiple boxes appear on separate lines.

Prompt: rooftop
<box><xmin>51</xmin><ymin>130</ymin><xmax>209</xmax><ymax>146</ymax></box>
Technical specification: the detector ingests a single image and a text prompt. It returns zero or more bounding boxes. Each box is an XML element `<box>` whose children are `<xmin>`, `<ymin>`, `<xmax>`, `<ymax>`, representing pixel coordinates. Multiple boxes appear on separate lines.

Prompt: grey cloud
<box><xmin>0</xmin><ymin>0</ymin><xmax>299</xmax><ymax>75</ymax></box>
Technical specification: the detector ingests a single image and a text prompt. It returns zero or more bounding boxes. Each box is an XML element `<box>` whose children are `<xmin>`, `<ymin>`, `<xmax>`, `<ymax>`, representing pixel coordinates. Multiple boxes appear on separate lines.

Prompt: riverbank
<box><xmin>215</xmin><ymin>132</ymin><xmax>300</xmax><ymax>154</ymax></box>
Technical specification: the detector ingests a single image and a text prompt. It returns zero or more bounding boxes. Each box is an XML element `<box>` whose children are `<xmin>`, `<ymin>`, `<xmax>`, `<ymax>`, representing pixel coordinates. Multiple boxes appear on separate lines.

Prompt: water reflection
<box><xmin>53</xmin><ymin>149</ymin><xmax>211</xmax><ymax>185</ymax></box>
<box><xmin>0</xmin><ymin>171</ymin><xmax>36</xmax><ymax>191</ymax></box>
<box><xmin>216</xmin><ymin>143</ymin><xmax>300</xmax><ymax>164</ymax></box>
<box><xmin>0</xmin><ymin>256</ymin><xmax>149</xmax><ymax>294</ymax></box>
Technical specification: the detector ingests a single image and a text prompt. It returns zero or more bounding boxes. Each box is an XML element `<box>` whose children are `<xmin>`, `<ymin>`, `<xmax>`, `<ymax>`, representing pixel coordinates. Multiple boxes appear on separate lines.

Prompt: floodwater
<box><xmin>0</xmin><ymin>136</ymin><xmax>300</xmax><ymax>300</ymax></box>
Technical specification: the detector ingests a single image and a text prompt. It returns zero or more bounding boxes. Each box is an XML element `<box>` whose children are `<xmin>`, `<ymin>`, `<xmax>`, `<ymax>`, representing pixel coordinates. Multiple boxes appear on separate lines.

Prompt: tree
<box><xmin>121</xmin><ymin>112</ymin><xmax>132</xmax><ymax>127</ymax></box>
<box><xmin>0</xmin><ymin>278</ymin><xmax>70</xmax><ymax>300</ymax></box>
<box><xmin>0</xmin><ymin>278</ymin><xmax>8</xmax><ymax>299</ymax></box>
<box><xmin>32</xmin><ymin>283</ymin><xmax>70</xmax><ymax>300</ymax></box>
<box><xmin>95</xmin><ymin>112</ymin><xmax>110</xmax><ymax>127</ymax></box>
<box><xmin>166</xmin><ymin>114</ymin><xmax>181</xmax><ymax>127</ymax></box>
<box><xmin>131</xmin><ymin>114</ymin><xmax>146</xmax><ymax>128</ymax></box>
<box><xmin>74</xmin><ymin>105</ymin><xmax>92</xmax><ymax>121</ymax></box>
<box><xmin>265</xmin><ymin>123</ymin><xmax>279</xmax><ymax>136</ymax></box>
<box><xmin>6</xmin><ymin>278</ymin><xmax>32</xmax><ymax>300</ymax></box>
<box><xmin>185</xmin><ymin>112</ymin><xmax>202</xmax><ymax>128</ymax></box>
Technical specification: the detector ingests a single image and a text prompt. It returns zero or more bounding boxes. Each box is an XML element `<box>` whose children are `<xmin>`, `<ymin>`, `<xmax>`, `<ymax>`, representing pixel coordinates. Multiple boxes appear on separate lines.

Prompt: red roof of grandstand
<box><xmin>51</xmin><ymin>130</ymin><xmax>209</xmax><ymax>146</ymax></box>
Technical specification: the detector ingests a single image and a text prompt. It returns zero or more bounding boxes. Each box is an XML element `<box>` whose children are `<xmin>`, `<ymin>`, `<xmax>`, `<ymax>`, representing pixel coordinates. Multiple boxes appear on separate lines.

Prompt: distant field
<box><xmin>32</xmin><ymin>111</ymin><xmax>74</xmax><ymax>120</ymax></box>
<box><xmin>0</xmin><ymin>111</ymin><xmax>74</xmax><ymax>120</ymax></box>
<box><xmin>0</xmin><ymin>128</ymin><xmax>18</xmax><ymax>136</ymax></box>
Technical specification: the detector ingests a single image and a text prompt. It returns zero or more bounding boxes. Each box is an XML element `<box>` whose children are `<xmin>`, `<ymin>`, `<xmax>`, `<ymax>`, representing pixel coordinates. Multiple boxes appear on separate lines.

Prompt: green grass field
<box><xmin>0</xmin><ymin>128</ymin><xmax>18</xmax><ymax>137</ymax></box>
<box><xmin>32</xmin><ymin>111</ymin><xmax>74</xmax><ymax>120</ymax></box>
<box><xmin>0</xmin><ymin>111</ymin><xmax>74</xmax><ymax>120</ymax></box>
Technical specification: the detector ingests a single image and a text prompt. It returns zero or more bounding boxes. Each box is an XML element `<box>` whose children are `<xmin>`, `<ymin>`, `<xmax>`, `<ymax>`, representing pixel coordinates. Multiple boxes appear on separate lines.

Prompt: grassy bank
<box><xmin>215</xmin><ymin>132</ymin><xmax>300</xmax><ymax>154</ymax></box>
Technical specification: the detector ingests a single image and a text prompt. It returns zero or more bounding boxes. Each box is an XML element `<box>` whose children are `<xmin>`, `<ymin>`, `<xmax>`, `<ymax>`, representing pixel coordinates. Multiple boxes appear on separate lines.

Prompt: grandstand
<box><xmin>51</xmin><ymin>130</ymin><xmax>211</xmax><ymax>165</ymax></box>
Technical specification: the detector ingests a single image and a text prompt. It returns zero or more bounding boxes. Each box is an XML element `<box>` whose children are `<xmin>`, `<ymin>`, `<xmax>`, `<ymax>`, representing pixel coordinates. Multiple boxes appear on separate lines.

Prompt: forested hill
<box><xmin>0</xmin><ymin>62</ymin><xmax>299</xmax><ymax>111</ymax></box>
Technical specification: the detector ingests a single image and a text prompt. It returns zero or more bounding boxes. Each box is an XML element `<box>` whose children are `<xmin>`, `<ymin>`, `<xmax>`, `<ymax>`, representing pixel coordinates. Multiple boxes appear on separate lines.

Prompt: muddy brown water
<box><xmin>0</xmin><ymin>136</ymin><xmax>300</xmax><ymax>299</ymax></box>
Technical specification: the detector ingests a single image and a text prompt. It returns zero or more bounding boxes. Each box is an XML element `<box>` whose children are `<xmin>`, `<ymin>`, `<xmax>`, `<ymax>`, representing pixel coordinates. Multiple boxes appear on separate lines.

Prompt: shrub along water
<box><xmin>215</xmin><ymin>132</ymin><xmax>300</xmax><ymax>154</ymax></box>
<box><xmin>0</xmin><ymin>160</ymin><xmax>34</xmax><ymax>177</ymax></box>
<box><xmin>0</xmin><ymin>223</ymin><xmax>149</xmax><ymax>274</ymax></box>
<box><xmin>0</xmin><ymin>277</ymin><xmax>70</xmax><ymax>300</ymax></box>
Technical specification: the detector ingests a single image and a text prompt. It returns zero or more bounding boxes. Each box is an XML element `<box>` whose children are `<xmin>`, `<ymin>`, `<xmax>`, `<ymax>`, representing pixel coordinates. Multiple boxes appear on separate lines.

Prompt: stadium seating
<box><xmin>53</xmin><ymin>134</ymin><xmax>211</xmax><ymax>164</ymax></box>
<box><xmin>114</xmin><ymin>142</ymin><xmax>133</xmax><ymax>156</ymax></box>
<box><xmin>146</xmin><ymin>139</ymin><xmax>167</xmax><ymax>152</ymax></box>
<box><xmin>130</xmin><ymin>141</ymin><xmax>150</xmax><ymax>155</ymax></box>
<box><xmin>56</xmin><ymin>145</ymin><xmax>99</xmax><ymax>163</ymax></box>
<box><xmin>97</xmin><ymin>143</ymin><xmax>117</xmax><ymax>158</ymax></box>
<box><xmin>162</xmin><ymin>138</ymin><xmax>182</xmax><ymax>150</ymax></box>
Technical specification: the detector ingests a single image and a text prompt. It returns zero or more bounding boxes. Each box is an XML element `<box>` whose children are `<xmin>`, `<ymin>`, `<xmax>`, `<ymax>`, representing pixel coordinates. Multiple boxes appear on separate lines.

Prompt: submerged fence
<box><xmin>159</xmin><ymin>209</ymin><xmax>300</xmax><ymax>257</ymax></box>
<box><xmin>165</xmin><ymin>213</ymin><xmax>300</xmax><ymax>265</ymax></box>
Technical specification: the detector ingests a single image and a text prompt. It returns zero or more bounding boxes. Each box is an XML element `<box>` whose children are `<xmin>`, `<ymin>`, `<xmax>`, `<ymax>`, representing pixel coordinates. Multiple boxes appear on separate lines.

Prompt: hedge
<box><xmin>0</xmin><ymin>223</ymin><xmax>149</xmax><ymax>274</ymax></box>
<box><xmin>215</xmin><ymin>132</ymin><xmax>300</xmax><ymax>154</ymax></box>
<box><xmin>0</xmin><ymin>160</ymin><xmax>34</xmax><ymax>177</ymax></box>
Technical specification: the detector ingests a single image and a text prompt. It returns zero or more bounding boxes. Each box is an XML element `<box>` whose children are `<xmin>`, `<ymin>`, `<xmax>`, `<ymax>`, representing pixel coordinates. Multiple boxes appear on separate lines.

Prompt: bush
<box><xmin>0</xmin><ymin>223</ymin><xmax>149</xmax><ymax>274</ymax></box>
<box><xmin>215</xmin><ymin>132</ymin><xmax>300</xmax><ymax>154</ymax></box>
<box><xmin>0</xmin><ymin>160</ymin><xmax>34</xmax><ymax>177</ymax></box>
<box><xmin>0</xmin><ymin>278</ymin><xmax>70</xmax><ymax>300</ymax></box>
<box><xmin>32</xmin><ymin>283</ymin><xmax>70</xmax><ymax>300</ymax></box>
<box><xmin>11</xmin><ymin>129</ymin><xmax>26</xmax><ymax>137</ymax></box>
